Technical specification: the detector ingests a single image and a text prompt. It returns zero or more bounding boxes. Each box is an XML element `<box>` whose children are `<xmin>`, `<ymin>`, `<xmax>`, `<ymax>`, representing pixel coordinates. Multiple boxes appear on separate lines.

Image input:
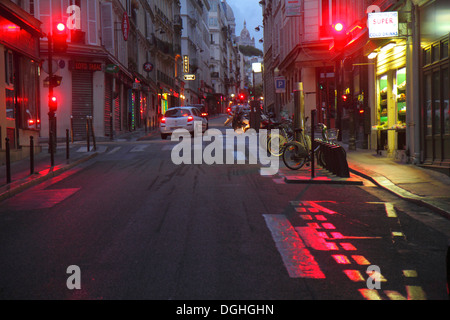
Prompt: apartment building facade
<box><xmin>262</xmin><ymin>0</ymin><xmax>449</xmax><ymax>171</ymax></box>
<box><xmin>0</xmin><ymin>0</ymin><xmax>42</xmax><ymax>162</ymax></box>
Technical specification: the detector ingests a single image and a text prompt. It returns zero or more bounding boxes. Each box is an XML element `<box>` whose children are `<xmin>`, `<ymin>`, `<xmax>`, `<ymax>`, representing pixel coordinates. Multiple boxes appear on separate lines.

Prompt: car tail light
<box><xmin>187</xmin><ymin>115</ymin><xmax>194</xmax><ymax>122</ymax></box>
<box><xmin>201</xmin><ymin>112</ymin><xmax>208</xmax><ymax>117</ymax></box>
<box><xmin>161</xmin><ymin>117</ymin><xmax>166</xmax><ymax>124</ymax></box>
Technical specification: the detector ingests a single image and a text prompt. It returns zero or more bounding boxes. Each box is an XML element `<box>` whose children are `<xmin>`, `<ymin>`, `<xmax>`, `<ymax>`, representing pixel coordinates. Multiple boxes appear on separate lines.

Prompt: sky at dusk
<box><xmin>225</xmin><ymin>0</ymin><xmax>264</xmax><ymax>50</ymax></box>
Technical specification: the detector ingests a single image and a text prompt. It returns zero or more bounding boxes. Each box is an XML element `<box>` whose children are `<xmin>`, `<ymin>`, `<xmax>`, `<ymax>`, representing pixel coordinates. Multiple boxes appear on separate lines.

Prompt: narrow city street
<box><xmin>0</xmin><ymin>117</ymin><xmax>448</xmax><ymax>301</ymax></box>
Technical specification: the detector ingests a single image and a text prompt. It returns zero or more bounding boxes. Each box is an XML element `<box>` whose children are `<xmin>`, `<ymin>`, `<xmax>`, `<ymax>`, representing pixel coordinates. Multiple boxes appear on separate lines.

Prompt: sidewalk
<box><xmin>345</xmin><ymin>146</ymin><xmax>450</xmax><ymax>220</ymax></box>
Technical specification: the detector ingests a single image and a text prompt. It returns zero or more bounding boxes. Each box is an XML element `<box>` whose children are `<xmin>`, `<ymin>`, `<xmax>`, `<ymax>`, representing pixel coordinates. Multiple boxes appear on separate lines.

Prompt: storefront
<box><xmin>0</xmin><ymin>2</ymin><xmax>42</xmax><ymax>161</ymax></box>
<box><xmin>420</xmin><ymin>0</ymin><xmax>450</xmax><ymax>168</ymax></box>
<box><xmin>370</xmin><ymin>40</ymin><xmax>407</xmax><ymax>158</ymax></box>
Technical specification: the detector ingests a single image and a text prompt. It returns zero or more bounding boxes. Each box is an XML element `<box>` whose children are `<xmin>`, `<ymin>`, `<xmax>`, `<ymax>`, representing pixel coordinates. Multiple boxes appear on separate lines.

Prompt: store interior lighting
<box><xmin>380</xmin><ymin>43</ymin><xmax>396</xmax><ymax>51</ymax></box>
<box><xmin>368</xmin><ymin>52</ymin><xmax>378</xmax><ymax>59</ymax></box>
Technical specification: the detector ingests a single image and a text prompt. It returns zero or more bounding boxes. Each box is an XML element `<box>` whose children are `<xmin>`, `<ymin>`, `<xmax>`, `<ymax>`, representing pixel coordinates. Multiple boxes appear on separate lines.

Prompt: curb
<box><xmin>0</xmin><ymin>152</ymin><xmax>98</xmax><ymax>202</ymax></box>
<box><xmin>348</xmin><ymin>166</ymin><xmax>450</xmax><ymax>220</ymax></box>
<box><xmin>284</xmin><ymin>175</ymin><xmax>363</xmax><ymax>185</ymax></box>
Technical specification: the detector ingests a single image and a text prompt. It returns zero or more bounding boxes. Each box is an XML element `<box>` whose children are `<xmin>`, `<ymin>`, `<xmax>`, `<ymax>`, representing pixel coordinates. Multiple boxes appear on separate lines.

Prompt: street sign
<box><xmin>105</xmin><ymin>64</ymin><xmax>119</xmax><ymax>73</ymax></box>
<box><xmin>368</xmin><ymin>12</ymin><xmax>398</xmax><ymax>38</ymax></box>
<box><xmin>275</xmin><ymin>76</ymin><xmax>286</xmax><ymax>93</ymax></box>
<box><xmin>143</xmin><ymin>62</ymin><xmax>153</xmax><ymax>72</ymax></box>
<box><xmin>184</xmin><ymin>74</ymin><xmax>196</xmax><ymax>81</ymax></box>
<box><xmin>183</xmin><ymin>55</ymin><xmax>189</xmax><ymax>73</ymax></box>
<box><xmin>42</xmin><ymin>59</ymin><xmax>59</xmax><ymax>74</ymax></box>
<box><xmin>122</xmin><ymin>12</ymin><xmax>129</xmax><ymax>41</ymax></box>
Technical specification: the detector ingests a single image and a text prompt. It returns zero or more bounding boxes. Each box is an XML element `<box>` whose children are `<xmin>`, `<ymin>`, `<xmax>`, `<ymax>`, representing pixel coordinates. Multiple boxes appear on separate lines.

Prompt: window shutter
<box><xmin>101</xmin><ymin>2</ymin><xmax>114</xmax><ymax>52</ymax></box>
<box><xmin>88</xmin><ymin>0</ymin><xmax>97</xmax><ymax>45</ymax></box>
<box><xmin>36</xmin><ymin>0</ymin><xmax>51</xmax><ymax>38</ymax></box>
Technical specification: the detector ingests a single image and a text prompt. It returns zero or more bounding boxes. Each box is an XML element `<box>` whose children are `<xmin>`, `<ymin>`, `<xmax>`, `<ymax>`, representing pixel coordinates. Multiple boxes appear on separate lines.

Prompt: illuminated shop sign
<box><xmin>183</xmin><ymin>55</ymin><xmax>189</xmax><ymax>73</ymax></box>
<box><xmin>368</xmin><ymin>12</ymin><xmax>398</xmax><ymax>38</ymax></box>
<box><xmin>69</xmin><ymin>61</ymin><xmax>103</xmax><ymax>72</ymax></box>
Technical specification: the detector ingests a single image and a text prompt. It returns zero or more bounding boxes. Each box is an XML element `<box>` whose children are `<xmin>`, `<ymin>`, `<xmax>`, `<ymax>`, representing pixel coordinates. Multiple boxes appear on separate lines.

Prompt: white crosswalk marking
<box><xmin>130</xmin><ymin>145</ymin><xmax>148</xmax><ymax>152</ymax></box>
<box><xmin>107</xmin><ymin>146</ymin><xmax>121</xmax><ymax>154</ymax></box>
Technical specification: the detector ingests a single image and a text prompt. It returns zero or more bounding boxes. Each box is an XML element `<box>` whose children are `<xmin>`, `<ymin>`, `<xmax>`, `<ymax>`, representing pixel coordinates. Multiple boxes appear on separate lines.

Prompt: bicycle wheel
<box><xmin>267</xmin><ymin>132</ymin><xmax>288</xmax><ymax>157</ymax></box>
<box><xmin>282</xmin><ymin>141</ymin><xmax>308</xmax><ymax>170</ymax></box>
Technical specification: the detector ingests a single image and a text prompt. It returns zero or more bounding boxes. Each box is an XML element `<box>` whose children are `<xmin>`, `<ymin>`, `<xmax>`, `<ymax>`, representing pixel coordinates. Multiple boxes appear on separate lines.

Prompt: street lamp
<box><xmin>251</xmin><ymin>62</ymin><xmax>263</xmax><ymax>130</ymax></box>
<box><xmin>255</xmin><ymin>25</ymin><xmax>263</xmax><ymax>32</ymax></box>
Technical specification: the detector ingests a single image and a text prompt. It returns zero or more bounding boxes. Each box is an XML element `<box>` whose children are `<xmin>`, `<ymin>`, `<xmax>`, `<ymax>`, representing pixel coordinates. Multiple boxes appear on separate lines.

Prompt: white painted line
<box><xmin>130</xmin><ymin>145</ymin><xmax>148</xmax><ymax>152</ymax></box>
<box><xmin>263</xmin><ymin>214</ymin><xmax>325</xmax><ymax>279</ymax></box>
<box><xmin>107</xmin><ymin>146</ymin><xmax>121</xmax><ymax>154</ymax></box>
<box><xmin>384</xmin><ymin>203</ymin><xmax>397</xmax><ymax>218</ymax></box>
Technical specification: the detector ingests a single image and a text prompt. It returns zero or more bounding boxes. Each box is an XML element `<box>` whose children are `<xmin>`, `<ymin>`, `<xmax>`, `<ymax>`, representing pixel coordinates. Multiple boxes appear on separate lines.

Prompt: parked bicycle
<box><xmin>282</xmin><ymin>122</ymin><xmax>339</xmax><ymax>170</ymax></box>
<box><xmin>265</xmin><ymin>119</ymin><xmax>294</xmax><ymax>156</ymax></box>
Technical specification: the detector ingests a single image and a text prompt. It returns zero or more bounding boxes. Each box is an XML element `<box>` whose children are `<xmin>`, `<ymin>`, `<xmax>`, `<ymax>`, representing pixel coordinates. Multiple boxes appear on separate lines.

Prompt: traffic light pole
<box><xmin>48</xmin><ymin>33</ymin><xmax>56</xmax><ymax>165</ymax></box>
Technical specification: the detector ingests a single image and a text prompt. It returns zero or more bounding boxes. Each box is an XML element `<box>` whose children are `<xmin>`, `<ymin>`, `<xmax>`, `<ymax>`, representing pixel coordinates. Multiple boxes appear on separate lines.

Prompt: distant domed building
<box><xmin>237</xmin><ymin>20</ymin><xmax>255</xmax><ymax>47</ymax></box>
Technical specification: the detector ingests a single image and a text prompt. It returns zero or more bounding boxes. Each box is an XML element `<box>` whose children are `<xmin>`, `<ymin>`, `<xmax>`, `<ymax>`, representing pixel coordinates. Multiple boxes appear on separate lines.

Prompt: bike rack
<box><xmin>315</xmin><ymin>139</ymin><xmax>350</xmax><ymax>178</ymax></box>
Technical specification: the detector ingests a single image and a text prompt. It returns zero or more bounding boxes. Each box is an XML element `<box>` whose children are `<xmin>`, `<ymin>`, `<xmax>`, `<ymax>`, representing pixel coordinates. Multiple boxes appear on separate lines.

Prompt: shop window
<box><xmin>4</xmin><ymin>50</ymin><xmax>14</xmax><ymax>85</ymax></box>
<box><xmin>424</xmin><ymin>73</ymin><xmax>432</xmax><ymax>136</ymax></box>
<box><xmin>433</xmin><ymin>71</ymin><xmax>441</xmax><ymax>135</ymax></box>
<box><xmin>378</xmin><ymin>75</ymin><xmax>388</xmax><ymax>127</ymax></box>
<box><xmin>441</xmin><ymin>40</ymin><xmax>448</xmax><ymax>60</ymax></box>
<box><xmin>432</xmin><ymin>44</ymin><xmax>440</xmax><ymax>63</ymax></box>
<box><xmin>444</xmin><ymin>68</ymin><xmax>449</xmax><ymax>135</ymax></box>
<box><xmin>5</xmin><ymin>88</ymin><xmax>15</xmax><ymax>119</ymax></box>
<box><xmin>397</xmin><ymin>68</ymin><xmax>406</xmax><ymax>126</ymax></box>
<box><xmin>17</xmin><ymin>57</ymin><xmax>40</xmax><ymax>130</ymax></box>
<box><xmin>424</xmin><ymin>48</ymin><xmax>431</xmax><ymax>66</ymax></box>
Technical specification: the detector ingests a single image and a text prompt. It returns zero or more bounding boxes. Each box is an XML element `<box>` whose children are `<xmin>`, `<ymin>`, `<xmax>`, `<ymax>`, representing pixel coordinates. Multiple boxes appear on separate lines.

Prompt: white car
<box><xmin>160</xmin><ymin>106</ymin><xmax>208</xmax><ymax>139</ymax></box>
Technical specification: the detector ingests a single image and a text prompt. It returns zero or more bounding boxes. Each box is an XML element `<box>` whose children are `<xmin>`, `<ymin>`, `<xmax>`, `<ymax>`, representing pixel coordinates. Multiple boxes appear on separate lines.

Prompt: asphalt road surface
<box><xmin>0</xmin><ymin>116</ymin><xmax>449</xmax><ymax>301</ymax></box>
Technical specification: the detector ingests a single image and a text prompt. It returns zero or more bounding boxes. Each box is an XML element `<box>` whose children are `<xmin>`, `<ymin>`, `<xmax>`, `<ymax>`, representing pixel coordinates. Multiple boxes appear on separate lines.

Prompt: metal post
<box><xmin>5</xmin><ymin>138</ymin><xmax>11</xmax><ymax>184</ymax></box>
<box><xmin>47</xmin><ymin>32</ymin><xmax>57</xmax><ymax>156</ymax></box>
<box><xmin>86</xmin><ymin>117</ymin><xmax>90</xmax><ymax>152</ymax></box>
<box><xmin>110</xmin><ymin>112</ymin><xmax>114</xmax><ymax>140</ymax></box>
<box><xmin>311</xmin><ymin>110</ymin><xmax>316</xmax><ymax>178</ymax></box>
<box><xmin>66</xmin><ymin>129</ymin><xmax>70</xmax><ymax>160</ymax></box>
<box><xmin>70</xmin><ymin>115</ymin><xmax>74</xmax><ymax>143</ymax></box>
<box><xmin>447</xmin><ymin>240</ymin><xmax>450</xmax><ymax>299</ymax></box>
<box><xmin>49</xmin><ymin>130</ymin><xmax>55</xmax><ymax>167</ymax></box>
<box><xmin>90</xmin><ymin>116</ymin><xmax>96</xmax><ymax>151</ymax></box>
<box><xmin>30</xmin><ymin>136</ymin><xmax>34</xmax><ymax>175</ymax></box>
<box><xmin>293</xmin><ymin>82</ymin><xmax>305</xmax><ymax>140</ymax></box>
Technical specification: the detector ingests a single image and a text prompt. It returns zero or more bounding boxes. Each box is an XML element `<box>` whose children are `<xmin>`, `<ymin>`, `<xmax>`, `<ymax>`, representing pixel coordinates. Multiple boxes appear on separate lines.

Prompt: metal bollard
<box><xmin>49</xmin><ymin>131</ymin><xmax>55</xmax><ymax>167</ymax></box>
<box><xmin>5</xmin><ymin>138</ymin><xmax>11</xmax><ymax>184</ymax></box>
<box><xmin>66</xmin><ymin>129</ymin><xmax>70</xmax><ymax>160</ymax></box>
<box><xmin>310</xmin><ymin>110</ymin><xmax>315</xmax><ymax>178</ymax></box>
<box><xmin>86</xmin><ymin>117</ymin><xmax>90</xmax><ymax>152</ymax></box>
<box><xmin>30</xmin><ymin>136</ymin><xmax>34</xmax><ymax>175</ymax></box>
<box><xmin>447</xmin><ymin>240</ymin><xmax>450</xmax><ymax>299</ymax></box>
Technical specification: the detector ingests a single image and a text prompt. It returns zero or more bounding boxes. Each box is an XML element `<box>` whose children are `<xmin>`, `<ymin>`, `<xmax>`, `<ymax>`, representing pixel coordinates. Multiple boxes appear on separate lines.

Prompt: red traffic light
<box><xmin>56</xmin><ymin>23</ymin><xmax>66</xmax><ymax>32</ymax></box>
<box><xmin>334</xmin><ymin>22</ymin><xmax>344</xmax><ymax>33</ymax></box>
<box><xmin>330</xmin><ymin>22</ymin><xmax>349</xmax><ymax>52</ymax></box>
<box><xmin>49</xmin><ymin>96</ymin><xmax>58</xmax><ymax>112</ymax></box>
<box><xmin>53</xmin><ymin>22</ymin><xmax>68</xmax><ymax>53</ymax></box>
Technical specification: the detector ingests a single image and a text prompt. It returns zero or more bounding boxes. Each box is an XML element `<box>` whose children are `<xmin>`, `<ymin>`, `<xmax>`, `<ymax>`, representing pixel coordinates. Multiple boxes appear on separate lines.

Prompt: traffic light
<box><xmin>53</xmin><ymin>22</ymin><xmax>68</xmax><ymax>53</ymax></box>
<box><xmin>331</xmin><ymin>22</ymin><xmax>349</xmax><ymax>52</ymax></box>
<box><xmin>49</xmin><ymin>96</ymin><xmax>57</xmax><ymax>113</ymax></box>
<box><xmin>49</xmin><ymin>75</ymin><xmax>63</xmax><ymax>87</ymax></box>
<box><xmin>239</xmin><ymin>93</ymin><xmax>245</xmax><ymax>101</ymax></box>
